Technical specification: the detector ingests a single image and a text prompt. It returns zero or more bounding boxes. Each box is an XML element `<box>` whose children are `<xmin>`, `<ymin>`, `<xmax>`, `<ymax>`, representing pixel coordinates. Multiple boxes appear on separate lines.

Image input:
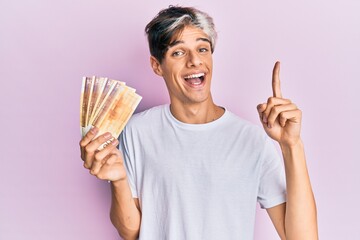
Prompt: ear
<box><xmin>150</xmin><ymin>56</ymin><xmax>163</xmax><ymax>76</ymax></box>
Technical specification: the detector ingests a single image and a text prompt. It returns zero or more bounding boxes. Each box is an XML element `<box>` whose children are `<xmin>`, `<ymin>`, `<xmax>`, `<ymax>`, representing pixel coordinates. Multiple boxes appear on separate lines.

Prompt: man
<box><xmin>80</xmin><ymin>6</ymin><xmax>318</xmax><ymax>240</ymax></box>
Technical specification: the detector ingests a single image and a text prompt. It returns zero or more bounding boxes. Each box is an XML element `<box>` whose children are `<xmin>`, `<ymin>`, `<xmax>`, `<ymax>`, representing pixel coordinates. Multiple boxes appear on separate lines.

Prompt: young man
<box><xmin>80</xmin><ymin>6</ymin><xmax>318</xmax><ymax>240</ymax></box>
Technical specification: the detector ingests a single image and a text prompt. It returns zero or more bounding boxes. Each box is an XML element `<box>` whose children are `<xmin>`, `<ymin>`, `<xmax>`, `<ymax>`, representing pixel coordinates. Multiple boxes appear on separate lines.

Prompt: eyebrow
<box><xmin>168</xmin><ymin>37</ymin><xmax>211</xmax><ymax>48</ymax></box>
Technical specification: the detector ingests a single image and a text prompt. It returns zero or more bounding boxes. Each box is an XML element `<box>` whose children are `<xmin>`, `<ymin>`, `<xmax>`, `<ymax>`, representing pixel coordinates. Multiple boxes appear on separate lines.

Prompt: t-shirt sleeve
<box><xmin>118</xmin><ymin>128</ymin><xmax>139</xmax><ymax>198</ymax></box>
<box><xmin>257</xmin><ymin>136</ymin><xmax>287</xmax><ymax>209</ymax></box>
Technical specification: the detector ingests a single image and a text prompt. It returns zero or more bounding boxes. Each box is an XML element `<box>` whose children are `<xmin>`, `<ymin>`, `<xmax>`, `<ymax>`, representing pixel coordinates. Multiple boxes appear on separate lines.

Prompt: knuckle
<box><xmin>106</xmin><ymin>154</ymin><xmax>118</xmax><ymax>165</ymax></box>
<box><xmin>96</xmin><ymin>173</ymin><xmax>104</xmax><ymax>180</ymax></box>
<box><xmin>94</xmin><ymin>154</ymin><xmax>103</xmax><ymax>163</ymax></box>
<box><xmin>267</xmin><ymin>97</ymin><xmax>274</xmax><ymax>104</ymax></box>
<box><xmin>260</xmin><ymin>104</ymin><xmax>267</xmax><ymax>111</ymax></box>
<box><xmin>84</xmin><ymin>145</ymin><xmax>92</xmax><ymax>153</ymax></box>
<box><xmin>83</xmin><ymin>162</ymin><xmax>90</xmax><ymax>169</ymax></box>
<box><xmin>79</xmin><ymin>140</ymin><xmax>86</xmax><ymax>148</ymax></box>
<box><xmin>104</xmin><ymin>156</ymin><xmax>113</xmax><ymax>165</ymax></box>
<box><xmin>89</xmin><ymin>169</ymin><xmax>96</xmax><ymax>176</ymax></box>
<box><xmin>272</xmin><ymin>106</ymin><xmax>280</xmax><ymax>114</ymax></box>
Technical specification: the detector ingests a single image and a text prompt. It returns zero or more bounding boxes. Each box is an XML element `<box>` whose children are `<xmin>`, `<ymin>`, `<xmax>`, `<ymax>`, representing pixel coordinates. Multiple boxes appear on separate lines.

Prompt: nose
<box><xmin>186</xmin><ymin>50</ymin><xmax>203</xmax><ymax>68</ymax></box>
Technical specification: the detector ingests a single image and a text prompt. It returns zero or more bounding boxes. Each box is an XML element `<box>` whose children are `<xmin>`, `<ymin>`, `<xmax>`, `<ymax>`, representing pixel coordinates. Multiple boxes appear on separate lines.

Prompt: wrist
<box><xmin>280</xmin><ymin>138</ymin><xmax>303</xmax><ymax>151</ymax></box>
<box><xmin>110</xmin><ymin>177</ymin><xmax>128</xmax><ymax>188</ymax></box>
<box><xmin>280</xmin><ymin>139</ymin><xmax>306</xmax><ymax>166</ymax></box>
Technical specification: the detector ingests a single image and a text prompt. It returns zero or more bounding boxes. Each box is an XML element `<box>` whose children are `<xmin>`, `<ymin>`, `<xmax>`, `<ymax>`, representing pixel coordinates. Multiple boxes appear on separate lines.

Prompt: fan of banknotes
<box><xmin>80</xmin><ymin>76</ymin><xmax>142</xmax><ymax>149</ymax></box>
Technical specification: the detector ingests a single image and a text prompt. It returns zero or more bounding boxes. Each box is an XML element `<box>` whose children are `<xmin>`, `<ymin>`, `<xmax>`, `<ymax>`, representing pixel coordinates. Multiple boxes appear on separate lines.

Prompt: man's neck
<box><xmin>169</xmin><ymin>98</ymin><xmax>224</xmax><ymax>124</ymax></box>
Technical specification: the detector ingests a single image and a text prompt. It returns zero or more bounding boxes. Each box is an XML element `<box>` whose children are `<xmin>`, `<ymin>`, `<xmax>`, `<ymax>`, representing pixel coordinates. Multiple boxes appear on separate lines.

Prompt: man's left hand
<box><xmin>257</xmin><ymin>61</ymin><xmax>302</xmax><ymax>147</ymax></box>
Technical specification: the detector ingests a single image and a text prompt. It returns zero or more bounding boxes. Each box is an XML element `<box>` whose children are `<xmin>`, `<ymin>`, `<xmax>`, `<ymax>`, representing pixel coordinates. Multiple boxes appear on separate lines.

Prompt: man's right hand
<box><xmin>79</xmin><ymin>127</ymin><xmax>127</xmax><ymax>182</ymax></box>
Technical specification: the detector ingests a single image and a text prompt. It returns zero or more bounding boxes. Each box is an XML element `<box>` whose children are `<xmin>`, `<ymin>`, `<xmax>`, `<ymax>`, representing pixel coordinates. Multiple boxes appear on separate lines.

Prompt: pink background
<box><xmin>1</xmin><ymin>0</ymin><xmax>359</xmax><ymax>239</ymax></box>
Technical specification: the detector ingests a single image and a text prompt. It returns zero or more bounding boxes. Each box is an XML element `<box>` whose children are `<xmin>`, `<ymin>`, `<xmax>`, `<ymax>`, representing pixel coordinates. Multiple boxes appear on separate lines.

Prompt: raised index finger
<box><xmin>272</xmin><ymin>61</ymin><xmax>283</xmax><ymax>98</ymax></box>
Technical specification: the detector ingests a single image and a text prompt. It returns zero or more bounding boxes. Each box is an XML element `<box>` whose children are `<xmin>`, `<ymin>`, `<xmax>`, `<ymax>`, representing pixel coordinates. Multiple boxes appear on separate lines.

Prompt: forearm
<box><xmin>110</xmin><ymin>178</ymin><xmax>141</xmax><ymax>240</ymax></box>
<box><xmin>281</xmin><ymin>140</ymin><xmax>318</xmax><ymax>239</ymax></box>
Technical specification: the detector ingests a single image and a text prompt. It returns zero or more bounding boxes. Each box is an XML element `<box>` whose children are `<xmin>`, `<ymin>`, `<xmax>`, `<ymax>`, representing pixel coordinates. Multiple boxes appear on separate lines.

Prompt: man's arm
<box><xmin>266</xmin><ymin>203</ymin><xmax>286</xmax><ymax>239</ymax></box>
<box><xmin>257</xmin><ymin>62</ymin><xmax>318</xmax><ymax>239</ymax></box>
<box><xmin>282</xmin><ymin>140</ymin><xmax>317</xmax><ymax>239</ymax></box>
<box><xmin>110</xmin><ymin>180</ymin><xmax>141</xmax><ymax>240</ymax></box>
<box><xmin>79</xmin><ymin>127</ymin><xmax>141</xmax><ymax>239</ymax></box>
<box><xmin>266</xmin><ymin>141</ymin><xmax>318</xmax><ymax>239</ymax></box>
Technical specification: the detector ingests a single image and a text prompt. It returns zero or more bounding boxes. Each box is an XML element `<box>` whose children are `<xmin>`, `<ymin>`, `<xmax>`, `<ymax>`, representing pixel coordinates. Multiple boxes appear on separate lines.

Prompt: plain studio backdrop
<box><xmin>1</xmin><ymin>0</ymin><xmax>359</xmax><ymax>239</ymax></box>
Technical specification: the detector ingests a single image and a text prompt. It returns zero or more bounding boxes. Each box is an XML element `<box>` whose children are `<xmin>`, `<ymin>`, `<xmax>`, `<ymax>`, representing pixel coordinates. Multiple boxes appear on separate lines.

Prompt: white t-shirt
<box><xmin>119</xmin><ymin>104</ymin><xmax>286</xmax><ymax>240</ymax></box>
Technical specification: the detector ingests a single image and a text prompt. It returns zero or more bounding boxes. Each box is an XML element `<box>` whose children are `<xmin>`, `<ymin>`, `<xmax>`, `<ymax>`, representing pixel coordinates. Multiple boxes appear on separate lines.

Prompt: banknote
<box><xmin>88</xmin><ymin>78</ymin><xmax>116</xmax><ymax>125</ymax></box>
<box><xmin>80</xmin><ymin>76</ymin><xmax>94</xmax><ymax>136</ymax></box>
<box><xmin>85</xmin><ymin>76</ymin><xmax>95</xmax><ymax>127</ymax></box>
<box><xmin>87</xmin><ymin>76</ymin><xmax>104</xmax><ymax>126</ymax></box>
<box><xmin>80</xmin><ymin>76</ymin><xmax>142</xmax><ymax>149</ymax></box>
<box><xmin>95</xmin><ymin>88</ymin><xmax>142</xmax><ymax>149</ymax></box>
<box><xmin>88</xmin><ymin>77</ymin><xmax>108</xmax><ymax>125</ymax></box>
<box><xmin>92</xmin><ymin>81</ymin><xmax>125</xmax><ymax>129</ymax></box>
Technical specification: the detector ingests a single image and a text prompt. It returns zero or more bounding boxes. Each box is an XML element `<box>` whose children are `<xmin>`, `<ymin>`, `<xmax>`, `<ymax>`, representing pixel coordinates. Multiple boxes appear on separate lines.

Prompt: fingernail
<box><xmin>267</xmin><ymin>123</ymin><xmax>272</xmax><ymax>128</ymax></box>
<box><xmin>90</xmin><ymin>127</ymin><xmax>98</xmax><ymax>134</ymax></box>
<box><xmin>104</xmin><ymin>133</ymin><xmax>111</xmax><ymax>139</ymax></box>
<box><xmin>111</xmin><ymin>139</ymin><xmax>118</xmax><ymax>145</ymax></box>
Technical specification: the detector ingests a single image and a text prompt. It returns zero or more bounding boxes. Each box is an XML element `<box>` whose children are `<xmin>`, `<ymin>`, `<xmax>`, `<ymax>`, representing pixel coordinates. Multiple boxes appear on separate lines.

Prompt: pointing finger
<box><xmin>272</xmin><ymin>61</ymin><xmax>283</xmax><ymax>98</ymax></box>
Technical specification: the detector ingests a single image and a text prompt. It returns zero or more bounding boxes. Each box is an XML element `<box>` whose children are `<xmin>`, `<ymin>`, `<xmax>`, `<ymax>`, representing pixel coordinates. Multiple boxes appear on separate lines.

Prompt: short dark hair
<box><xmin>145</xmin><ymin>6</ymin><xmax>217</xmax><ymax>63</ymax></box>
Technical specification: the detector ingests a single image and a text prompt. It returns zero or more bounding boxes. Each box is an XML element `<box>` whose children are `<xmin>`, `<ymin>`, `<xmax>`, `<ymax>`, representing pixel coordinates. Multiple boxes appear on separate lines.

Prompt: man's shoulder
<box><xmin>225</xmin><ymin>110</ymin><xmax>260</xmax><ymax>130</ymax></box>
<box><xmin>126</xmin><ymin>104</ymin><xmax>167</xmax><ymax>128</ymax></box>
<box><xmin>224</xmin><ymin>109</ymin><xmax>267</xmax><ymax>141</ymax></box>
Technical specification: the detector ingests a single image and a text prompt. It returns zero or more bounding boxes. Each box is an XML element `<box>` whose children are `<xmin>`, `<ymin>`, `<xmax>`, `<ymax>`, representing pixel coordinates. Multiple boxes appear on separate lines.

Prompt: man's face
<box><xmin>152</xmin><ymin>25</ymin><xmax>213</xmax><ymax>105</ymax></box>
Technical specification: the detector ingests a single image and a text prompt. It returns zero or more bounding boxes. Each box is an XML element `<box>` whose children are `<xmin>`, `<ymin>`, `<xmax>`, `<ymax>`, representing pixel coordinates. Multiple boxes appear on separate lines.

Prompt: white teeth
<box><xmin>184</xmin><ymin>73</ymin><xmax>205</xmax><ymax>79</ymax></box>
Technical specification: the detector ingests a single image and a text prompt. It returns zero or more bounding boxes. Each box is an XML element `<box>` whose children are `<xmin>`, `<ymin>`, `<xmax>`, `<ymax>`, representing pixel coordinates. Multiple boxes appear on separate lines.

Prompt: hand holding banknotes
<box><xmin>80</xmin><ymin>127</ymin><xmax>127</xmax><ymax>182</ymax></box>
<box><xmin>79</xmin><ymin>76</ymin><xmax>142</xmax><ymax>181</ymax></box>
<box><xmin>257</xmin><ymin>61</ymin><xmax>302</xmax><ymax>147</ymax></box>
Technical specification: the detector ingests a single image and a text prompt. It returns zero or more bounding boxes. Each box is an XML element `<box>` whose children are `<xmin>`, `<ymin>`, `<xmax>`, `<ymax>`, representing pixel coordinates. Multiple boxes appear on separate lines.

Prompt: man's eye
<box><xmin>199</xmin><ymin>48</ymin><xmax>209</xmax><ymax>53</ymax></box>
<box><xmin>172</xmin><ymin>51</ymin><xmax>184</xmax><ymax>57</ymax></box>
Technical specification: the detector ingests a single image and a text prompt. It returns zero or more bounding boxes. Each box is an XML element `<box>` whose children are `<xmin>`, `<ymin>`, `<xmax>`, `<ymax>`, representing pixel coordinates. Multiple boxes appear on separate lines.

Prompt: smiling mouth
<box><xmin>183</xmin><ymin>73</ymin><xmax>205</xmax><ymax>86</ymax></box>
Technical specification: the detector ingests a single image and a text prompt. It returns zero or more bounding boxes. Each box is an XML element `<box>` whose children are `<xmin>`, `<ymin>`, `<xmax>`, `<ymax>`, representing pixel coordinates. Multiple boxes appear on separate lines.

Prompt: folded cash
<box><xmin>80</xmin><ymin>76</ymin><xmax>142</xmax><ymax>149</ymax></box>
